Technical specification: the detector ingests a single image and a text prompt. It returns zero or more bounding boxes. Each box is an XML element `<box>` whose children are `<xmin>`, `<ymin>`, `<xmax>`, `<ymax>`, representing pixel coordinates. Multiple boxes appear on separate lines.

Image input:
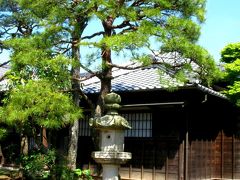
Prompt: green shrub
<box><xmin>74</xmin><ymin>168</ymin><xmax>92</xmax><ymax>180</ymax></box>
<box><xmin>20</xmin><ymin>148</ymin><xmax>92</xmax><ymax>180</ymax></box>
<box><xmin>53</xmin><ymin>165</ymin><xmax>92</xmax><ymax>180</ymax></box>
<box><xmin>20</xmin><ymin>149</ymin><xmax>56</xmax><ymax>179</ymax></box>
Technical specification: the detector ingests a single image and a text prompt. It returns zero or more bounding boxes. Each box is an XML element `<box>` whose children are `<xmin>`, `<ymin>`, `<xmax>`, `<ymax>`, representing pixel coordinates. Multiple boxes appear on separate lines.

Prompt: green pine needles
<box><xmin>0</xmin><ymin>80</ymin><xmax>82</xmax><ymax>132</ymax></box>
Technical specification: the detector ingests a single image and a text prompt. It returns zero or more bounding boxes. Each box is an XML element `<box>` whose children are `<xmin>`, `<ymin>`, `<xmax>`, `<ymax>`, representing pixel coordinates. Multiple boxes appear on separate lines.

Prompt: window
<box><xmin>79</xmin><ymin>114</ymin><xmax>91</xmax><ymax>136</ymax></box>
<box><xmin>79</xmin><ymin>113</ymin><xmax>152</xmax><ymax>138</ymax></box>
<box><xmin>122</xmin><ymin>113</ymin><xmax>152</xmax><ymax>138</ymax></box>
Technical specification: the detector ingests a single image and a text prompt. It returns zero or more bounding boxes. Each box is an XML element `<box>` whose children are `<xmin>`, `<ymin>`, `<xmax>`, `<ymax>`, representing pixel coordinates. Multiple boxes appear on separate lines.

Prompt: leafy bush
<box><xmin>74</xmin><ymin>168</ymin><xmax>92</xmax><ymax>180</ymax></box>
<box><xmin>53</xmin><ymin>164</ymin><xmax>92</xmax><ymax>180</ymax></box>
<box><xmin>20</xmin><ymin>149</ymin><xmax>56</xmax><ymax>179</ymax></box>
<box><xmin>20</xmin><ymin>148</ymin><xmax>92</xmax><ymax>180</ymax></box>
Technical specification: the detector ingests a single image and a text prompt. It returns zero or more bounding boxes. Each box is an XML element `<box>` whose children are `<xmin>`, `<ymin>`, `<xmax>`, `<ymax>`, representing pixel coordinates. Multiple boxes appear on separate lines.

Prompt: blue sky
<box><xmin>198</xmin><ymin>0</ymin><xmax>240</xmax><ymax>62</ymax></box>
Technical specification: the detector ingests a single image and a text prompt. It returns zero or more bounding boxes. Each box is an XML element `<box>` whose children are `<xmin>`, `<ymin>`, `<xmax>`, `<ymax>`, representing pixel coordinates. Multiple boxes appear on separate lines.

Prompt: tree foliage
<box><xmin>221</xmin><ymin>42</ymin><xmax>240</xmax><ymax>106</ymax></box>
<box><xmin>0</xmin><ymin>0</ymin><xmax>220</xmax><ymax>85</ymax></box>
<box><xmin>0</xmin><ymin>80</ymin><xmax>82</xmax><ymax>131</ymax></box>
<box><xmin>0</xmin><ymin>0</ymin><xmax>220</xmax><ymax>168</ymax></box>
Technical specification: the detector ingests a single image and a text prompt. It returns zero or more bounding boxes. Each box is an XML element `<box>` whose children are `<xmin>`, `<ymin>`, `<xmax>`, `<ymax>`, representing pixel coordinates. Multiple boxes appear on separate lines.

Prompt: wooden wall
<box><xmin>117</xmin><ymin>98</ymin><xmax>240</xmax><ymax>180</ymax></box>
<box><xmin>78</xmin><ymin>90</ymin><xmax>240</xmax><ymax>180</ymax></box>
<box><xmin>118</xmin><ymin>133</ymin><xmax>240</xmax><ymax>180</ymax></box>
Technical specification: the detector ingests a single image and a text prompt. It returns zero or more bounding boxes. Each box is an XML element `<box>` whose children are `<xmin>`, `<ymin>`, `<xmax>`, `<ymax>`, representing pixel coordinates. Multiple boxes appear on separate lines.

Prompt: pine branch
<box><xmin>107</xmin><ymin>58</ymin><xmax>189</xmax><ymax>70</ymax></box>
<box><xmin>106</xmin><ymin>62</ymin><xmax>144</xmax><ymax>70</ymax></box>
<box><xmin>0</xmin><ymin>74</ymin><xmax>7</xmax><ymax>82</ymax></box>
<box><xmin>119</xmin><ymin>26</ymin><xmax>138</xmax><ymax>34</ymax></box>
<box><xmin>81</xmin><ymin>31</ymin><xmax>104</xmax><ymax>40</ymax></box>
<box><xmin>77</xmin><ymin>88</ymin><xmax>95</xmax><ymax>111</ymax></box>
<box><xmin>112</xmin><ymin>20</ymin><xmax>132</xmax><ymax>29</ymax></box>
<box><xmin>72</xmin><ymin>72</ymin><xmax>100</xmax><ymax>82</ymax></box>
<box><xmin>0</xmin><ymin>61</ymin><xmax>10</xmax><ymax>68</ymax></box>
<box><xmin>71</xmin><ymin>63</ymin><xmax>102</xmax><ymax>82</ymax></box>
<box><xmin>79</xmin><ymin>63</ymin><xmax>97</xmax><ymax>76</ymax></box>
<box><xmin>131</xmin><ymin>0</ymin><xmax>145</xmax><ymax>7</ymax></box>
<box><xmin>61</xmin><ymin>88</ymin><xmax>95</xmax><ymax>110</ymax></box>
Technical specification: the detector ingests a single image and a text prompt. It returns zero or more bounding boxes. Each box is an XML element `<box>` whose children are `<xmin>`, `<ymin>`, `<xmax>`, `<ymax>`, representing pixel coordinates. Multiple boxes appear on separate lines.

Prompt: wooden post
<box><xmin>42</xmin><ymin>128</ymin><xmax>48</xmax><ymax>148</ymax></box>
<box><xmin>210</xmin><ymin>140</ymin><xmax>212</xmax><ymax>179</ymax></box>
<box><xmin>141</xmin><ymin>165</ymin><xmax>144</xmax><ymax>179</ymax></box>
<box><xmin>152</xmin><ymin>166</ymin><xmax>155</xmax><ymax>180</ymax></box>
<box><xmin>165</xmin><ymin>157</ymin><xmax>168</xmax><ymax>180</ymax></box>
<box><xmin>0</xmin><ymin>145</ymin><xmax>4</xmax><ymax>165</ymax></box>
<box><xmin>221</xmin><ymin>130</ymin><xmax>224</xmax><ymax>179</ymax></box>
<box><xmin>184</xmin><ymin>131</ymin><xmax>189</xmax><ymax>180</ymax></box>
<box><xmin>129</xmin><ymin>164</ymin><xmax>132</xmax><ymax>179</ymax></box>
<box><xmin>184</xmin><ymin>107</ymin><xmax>189</xmax><ymax>180</ymax></box>
<box><xmin>179</xmin><ymin>141</ymin><xmax>184</xmax><ymax>180</ymax></box>
<box><xmin>232</xmin><ymin>135</ymin><xmax>235</xmax><ymax>179</ymax></box>
<box><xmin>189</xmin><ymin>143</ymin><xmax>192</xmax><ymax>179</ymax></box>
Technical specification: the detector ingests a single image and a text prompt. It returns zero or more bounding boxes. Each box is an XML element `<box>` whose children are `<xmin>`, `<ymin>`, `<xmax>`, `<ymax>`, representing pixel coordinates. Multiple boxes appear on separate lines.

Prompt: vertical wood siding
<box><xmin>78</xmin><ymin>105</ymin><xmax>240</xmax><ymax>180</ymax></box>
<box><xmin>119</xmin><ymin>132</ymin><xmax>240</xmax><ymax>180</ymax></box>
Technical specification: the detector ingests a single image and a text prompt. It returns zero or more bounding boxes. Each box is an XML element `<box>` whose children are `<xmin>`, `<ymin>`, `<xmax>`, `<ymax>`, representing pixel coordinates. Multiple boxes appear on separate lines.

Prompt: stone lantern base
<box><xmin>92</xmin><ymin>151</ymin><xmax>132</xmax><ymax>180</ymax></box>
<box><xmin>102</xmin><ymin>164</ymin><xmax>119</xmax><ymax>180</ymax></box>
<box><xmin>91</xmin><ymin>151</ymin><xmax>132</xmax><ymax>164</ymax></box>
<box><xmin>90</xmin><ymin>93</ymin><xmax>132</xmax><ymax>180</ymax></box>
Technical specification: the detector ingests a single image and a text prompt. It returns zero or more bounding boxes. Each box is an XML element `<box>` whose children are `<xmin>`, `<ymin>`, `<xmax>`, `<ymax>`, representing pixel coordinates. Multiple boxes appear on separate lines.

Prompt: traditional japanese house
<box><xmin>1</xmin><ymin>53</ymin><xmax>240</xmax><ymax>180</ymax></box>
<box><xmin>77</xmin><ymin>53</ymin><xmax>240</xmax><ymax>180</ymax></box>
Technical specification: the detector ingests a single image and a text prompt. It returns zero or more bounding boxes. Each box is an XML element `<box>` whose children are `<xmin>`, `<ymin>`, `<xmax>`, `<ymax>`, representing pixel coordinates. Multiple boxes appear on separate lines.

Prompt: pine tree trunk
<box><xmin>67</xmin><ymin>16</ymin><xmax>86</xmax><ymax>169</ymax></box>
<box><xmin>92</xmin><ymin>16</ymin><xmax>114</xmax><ymax>176</ymax></box>
<box><xmin>68</xmin><ymin>41</ymin><xmax>80</xmax><ymax>169</ymax></box>
<box><xmin>20</xmin><ymin>134</ymin><xmax>28</xmax><ymax>156</ymax></box>
<box><xmin>0</xmin><ymin>144</ymin><xmax>4</xmax><ymax>165</ymax></box>
<box><xmin>95</xmin><ymin>16</ymin><xmax>114</xmax><ymax>116</ymax></box>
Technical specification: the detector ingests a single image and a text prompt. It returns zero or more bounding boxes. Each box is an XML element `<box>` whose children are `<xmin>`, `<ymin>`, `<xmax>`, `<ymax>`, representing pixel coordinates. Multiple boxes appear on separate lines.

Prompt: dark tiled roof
<box><xmin>82</xmin><ymin>53</ymin><xmax>226</xmax><ymax>99</ymax></box>
<box><xmin>82</xmin><ymin>65</ymin><xmax>185</xmax><ymax>93</ymax></box>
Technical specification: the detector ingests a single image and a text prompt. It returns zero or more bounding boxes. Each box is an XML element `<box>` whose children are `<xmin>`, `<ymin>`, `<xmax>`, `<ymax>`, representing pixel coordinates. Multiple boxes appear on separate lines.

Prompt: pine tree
<box><xmin>0</xmin><ymin>0</ymin><xmax>220</xmax><ymax>169</ymax></box>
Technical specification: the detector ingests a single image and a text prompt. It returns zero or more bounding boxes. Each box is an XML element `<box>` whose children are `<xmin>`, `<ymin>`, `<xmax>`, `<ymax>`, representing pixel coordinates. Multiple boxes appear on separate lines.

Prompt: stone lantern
<box><xmin>90</xmin><ymin>92</ymin><xmax>132</xmax><ymax>180</ymax></box>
